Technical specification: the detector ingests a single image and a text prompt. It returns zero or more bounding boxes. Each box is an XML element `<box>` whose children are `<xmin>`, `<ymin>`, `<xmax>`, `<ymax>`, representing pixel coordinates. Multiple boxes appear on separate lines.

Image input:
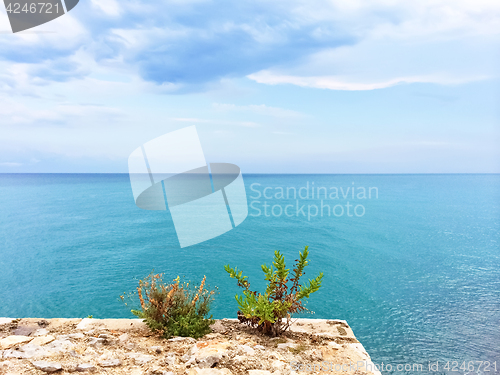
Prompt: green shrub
<box><xmin>224</xmin><ymin>246</ymin><xmax>323</xmax><ymax>337</ymax></box>
<box><xmin>121</xmin><ymin>272</ymin><xmax>216</xmax><ymax>339</ymax></box>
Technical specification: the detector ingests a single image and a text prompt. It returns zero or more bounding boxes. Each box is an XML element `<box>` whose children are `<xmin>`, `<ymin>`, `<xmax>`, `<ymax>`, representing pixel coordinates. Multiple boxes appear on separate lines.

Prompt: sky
<box><xmin>0</xmin><ymin>0</ymin><xmax>499</xmax><ymax>173</ymax></box>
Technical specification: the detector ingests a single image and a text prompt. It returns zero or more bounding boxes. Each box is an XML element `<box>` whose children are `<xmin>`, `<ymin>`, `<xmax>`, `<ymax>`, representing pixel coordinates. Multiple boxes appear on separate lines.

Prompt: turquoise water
<box><xmin>0</xmin><ymin>174</ymin><xmax>499</xmax><ymax>373</ymax></box>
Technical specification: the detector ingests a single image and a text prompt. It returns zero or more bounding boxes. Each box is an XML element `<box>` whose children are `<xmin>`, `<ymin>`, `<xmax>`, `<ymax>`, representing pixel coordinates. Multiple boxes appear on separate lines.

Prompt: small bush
<box><xmin>121</xmin><ymin>272</ymin><xmax>216</xmax><ymax>339</ymax></box>
<box><xmin>225</xmin><ymin>246</ymin><xmax>323</xmax><ymax>337</ymax></box>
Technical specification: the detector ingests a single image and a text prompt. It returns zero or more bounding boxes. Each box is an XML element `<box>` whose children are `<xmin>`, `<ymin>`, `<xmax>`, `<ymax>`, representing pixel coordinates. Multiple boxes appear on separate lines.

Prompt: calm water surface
<box><xmin>0</xmin><ymin>174</ymin><xmax>498</xmax><ymax>374</ymax></box>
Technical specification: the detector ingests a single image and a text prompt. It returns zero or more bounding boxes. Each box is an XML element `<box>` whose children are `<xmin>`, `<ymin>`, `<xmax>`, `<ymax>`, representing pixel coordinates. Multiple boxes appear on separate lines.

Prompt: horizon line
<box><xmin>0</xmin><ymin>172</ymin><xmax>499</xmax><ymax>175</ymax></box>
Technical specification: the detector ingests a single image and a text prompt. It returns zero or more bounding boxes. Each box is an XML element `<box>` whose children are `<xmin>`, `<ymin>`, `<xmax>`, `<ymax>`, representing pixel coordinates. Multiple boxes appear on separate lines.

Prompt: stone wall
<box><xmin>0</xmin><ymin>318</ymin><xmax>381</xmax><ymax>375</ymax></box>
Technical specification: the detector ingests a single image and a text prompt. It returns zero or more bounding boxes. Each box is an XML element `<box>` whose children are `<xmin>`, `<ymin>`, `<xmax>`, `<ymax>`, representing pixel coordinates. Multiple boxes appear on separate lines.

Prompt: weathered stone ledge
<box><xmin>0</xmin><ymin>318</ymin><xmax>380</xmax><ymax>375</ymax></box>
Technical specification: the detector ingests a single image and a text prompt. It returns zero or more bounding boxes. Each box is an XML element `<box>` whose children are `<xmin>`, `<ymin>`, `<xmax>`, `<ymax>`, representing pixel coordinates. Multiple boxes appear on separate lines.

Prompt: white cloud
<box><xmin>90</xmin><ymin>0</ymin><xmax>122</xmax><ymax>17</ymax></box>
<box><xmin>0</xmin><ymin>93</ymin><xmax>123</xmax><ymax>126</ymax></box>
<box><xmin>212</xmin><ymin>103</ymin><xmax>305</xmax><ymax>117</ymax></box>
<box><xmin>290</xmin><ymin>0</ymin><xmax>500</xmax><ymax>40</ymax></box>
<box><xmin>247</xmin><ymin>71</ymin><xmax>490</xmax><ymax>91</ymax></box>
<box><xmin>172</xmin><ymin>118</ymin><xmax>260</xmax><ymax>127</ymax></box>
<box><xmin>245</xmin><ymin>0</ymin><xmax>500</xmax><ymax>90</ymax></box>
<box><xmin>0</xmin><ymin>162</ymin><xmax>23</xmax><ymax>167</ymax></box>
<box><xmin>3</xmin><ymin>0</ymin><xmax>496</xmax><ymax>94</ymax></box>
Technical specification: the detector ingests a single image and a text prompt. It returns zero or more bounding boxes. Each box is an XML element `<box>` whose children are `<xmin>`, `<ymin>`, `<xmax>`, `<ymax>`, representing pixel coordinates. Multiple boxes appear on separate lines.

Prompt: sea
<box><xmin>0</xmin><ymin>173</ymin><xmax>499</xmax><ymax>374</ymax></box>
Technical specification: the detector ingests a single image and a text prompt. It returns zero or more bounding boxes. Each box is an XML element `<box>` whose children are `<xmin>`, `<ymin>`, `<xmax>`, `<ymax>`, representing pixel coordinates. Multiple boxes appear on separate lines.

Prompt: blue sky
<box><xmin>0</xmin><ymin>0</ymin><xmax>499</xmax><ymax>173</ymax></box>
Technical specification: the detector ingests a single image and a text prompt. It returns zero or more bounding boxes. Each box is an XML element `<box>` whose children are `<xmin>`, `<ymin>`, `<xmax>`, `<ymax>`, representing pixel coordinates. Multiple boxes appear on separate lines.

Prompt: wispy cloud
<box><xmin>90</xmin><ymin>0</ymin><xmax>122</xmax><ymax>17</ymax></box>
<box><xmin>171</xmin><ymin>117</ymin><xmax>260</xmax><ymax>127</ymax></box>
<box><xmin>0</xmin><ymin>162</ymin><xmax>23</xmax><ymax>167</ymax></box>
<box><xmin>247</xmin><ymin>71</ymin><xmax>490</xmax><ymax>91</ymax></box>
<box><xmin>212</xmin><ymin>103</ymin><xmax>305</xmax><ymax>117</ymax></box>
<box><xmin>0</xmin><ymin>96</ymin><xmax>123</xmax><ymax>126</ymax></box>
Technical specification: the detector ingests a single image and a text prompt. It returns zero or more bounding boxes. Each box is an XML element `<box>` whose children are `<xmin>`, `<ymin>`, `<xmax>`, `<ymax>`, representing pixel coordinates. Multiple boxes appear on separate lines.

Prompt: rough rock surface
<box><xmin>0</xmin><ymin>318</ymin><xmax>381</xmax><ymax>375</ymax></box>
